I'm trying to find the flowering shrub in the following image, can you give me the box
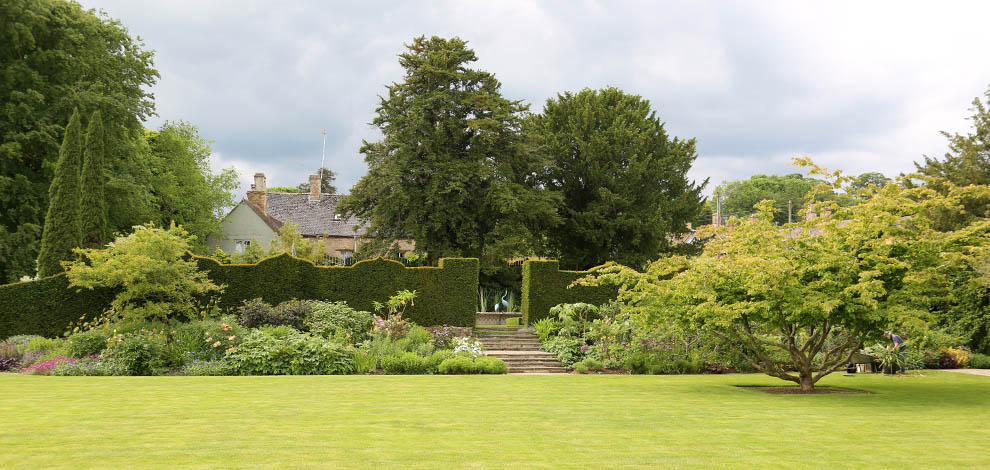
[452,337,483,358]
[1,342,22,371]
[102,329,167,375]
[52,356,126,376]
[21,356,76,375]
[428,325,456,349]
[372,290,416,339]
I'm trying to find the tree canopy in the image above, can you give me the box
[0,0,158,282]
[297,167,337,195]
[339,36,560,270]
[583,159,990,390]
[531,87,705,269]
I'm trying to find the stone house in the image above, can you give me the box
[207,173,413,263]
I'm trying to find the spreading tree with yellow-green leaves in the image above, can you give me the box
[582,159,990,391]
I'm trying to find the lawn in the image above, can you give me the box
[1,372,987,469]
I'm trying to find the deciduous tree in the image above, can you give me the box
[583,159,990,391]
[0,0,157,281]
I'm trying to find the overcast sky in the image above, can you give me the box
[79,0,990,197]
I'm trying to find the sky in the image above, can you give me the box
[78,0,990,198]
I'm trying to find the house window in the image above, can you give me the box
[234,239,251,253]
[339,250,354,265]
[333,213,342,221]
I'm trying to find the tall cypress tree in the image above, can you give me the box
[80,110,108,248]
[37,109,84,277]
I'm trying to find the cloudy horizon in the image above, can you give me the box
[78,0,990,199]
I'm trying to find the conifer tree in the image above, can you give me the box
[81,110,108,248]
[37,109,84,277]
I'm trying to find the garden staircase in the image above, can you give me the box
[475,326,567,374]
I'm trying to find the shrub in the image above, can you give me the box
[938,351,958,369]
[224,329,353,375]
[943,347,970,368]
[305,301,373,343]
[52,357,125,376]
[64,223,221,322]
[165,317,245,367]
[427,349,456,369]
[405,325,433,345]
[904,349,927,370]
[237,298,300,329]
[0,356,19,372]
[437,355,507,374]
[428,325,456,349]
[275,299,313,327]
[543,336,585,367]
[67,328,110,358]
[438,356,473,374]
[24,337,64,356]
[970,353,990,369]
[475,356,507,374]
[180,359,229,376]
[381,352,433,374]
[102,330,167,376]
[4,335,41,346]
[452,337,484,358]
[581,357,604,371]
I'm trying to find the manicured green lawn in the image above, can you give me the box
[1,371,987,469]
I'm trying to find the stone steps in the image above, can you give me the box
[474,327,567,374]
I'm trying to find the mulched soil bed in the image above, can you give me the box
[737,385,871,395]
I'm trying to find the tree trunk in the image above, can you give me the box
[799,370,815,392]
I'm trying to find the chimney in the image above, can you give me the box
[805,207,817,221]
[309,174,321,200]
[712,212,720,227]
[247,172,267,213]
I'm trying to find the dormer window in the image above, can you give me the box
[334,213,342,221]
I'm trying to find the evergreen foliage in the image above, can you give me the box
[37,109,84,277]
[531,87,705,269]
[520,260,618,325]
[80,110,108,248]
[338,36,560,272]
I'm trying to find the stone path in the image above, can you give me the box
[474,326,567,374]
[941,369,990,376]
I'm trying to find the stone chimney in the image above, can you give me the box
[712,212,720,227]
[309,174,321,200]
[247,173,267,213]
[805,207,817,221]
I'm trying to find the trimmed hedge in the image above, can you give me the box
[520,260,617,325]
[0,274,116,339]
[0,255,479,339]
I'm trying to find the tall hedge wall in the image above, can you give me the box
[521,260,618,325]
[0,274,116,339]
[0,255,479,339]
[193,254,478,327]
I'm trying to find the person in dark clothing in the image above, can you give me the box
[885,331,908,373]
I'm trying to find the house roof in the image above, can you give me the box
[263,192,366,237]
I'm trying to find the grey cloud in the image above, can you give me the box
[80,0,990,195]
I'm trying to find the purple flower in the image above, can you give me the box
[580,344,589,352]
